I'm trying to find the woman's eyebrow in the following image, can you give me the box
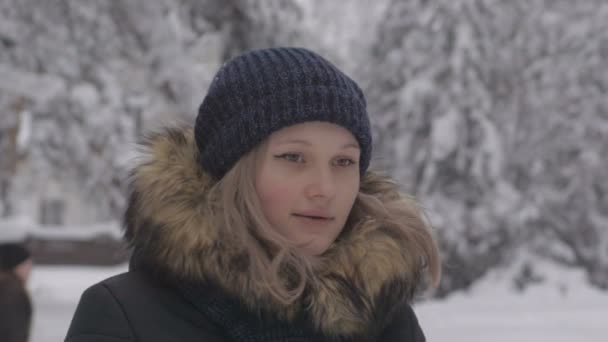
[275,139,360,150]
[276,139,311,146]
[342,143,360,150]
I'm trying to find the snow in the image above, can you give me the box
[431,108,460,161]
[28,265,128,342]
[16,109,32,154]
[0,64,66,104]
[416,259,608,342]
[25,260,608,342]
[0,215,35,241]
[26,222,123,241]
[0,217,123,242]
[70,83,100,110]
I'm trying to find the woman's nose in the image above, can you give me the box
[305,165,336,199]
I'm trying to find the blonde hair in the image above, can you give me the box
[204,143,441,304]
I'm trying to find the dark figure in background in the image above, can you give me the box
[0,271,32,342]
[0,242,33,342]
[0,242,33,284]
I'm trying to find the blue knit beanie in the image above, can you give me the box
[195,47,372,179]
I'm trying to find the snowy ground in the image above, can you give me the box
[27,261,608,342]
[28,264,128,342]
[415,262,608,342]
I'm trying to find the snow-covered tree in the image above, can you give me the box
[0,0,606,295]
[365,0,608,295]
[0,0,227,223]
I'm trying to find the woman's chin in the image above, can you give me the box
[295,239,332,257]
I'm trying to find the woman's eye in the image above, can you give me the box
[275,153,304,163]
[335,158,357,167]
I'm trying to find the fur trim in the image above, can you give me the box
[124,126,422,337]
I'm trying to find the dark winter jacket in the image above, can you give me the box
[65,127,427,341]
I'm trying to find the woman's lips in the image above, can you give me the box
[293,213,334,219]
[292,213,335,223]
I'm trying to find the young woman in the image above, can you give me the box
[66,47,441,341]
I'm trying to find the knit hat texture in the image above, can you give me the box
[195,47,371,179]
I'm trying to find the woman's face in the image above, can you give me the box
[255,121,361,256]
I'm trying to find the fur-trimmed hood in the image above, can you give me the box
[123,126,425,338]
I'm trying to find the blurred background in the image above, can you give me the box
[0,0,607,341]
